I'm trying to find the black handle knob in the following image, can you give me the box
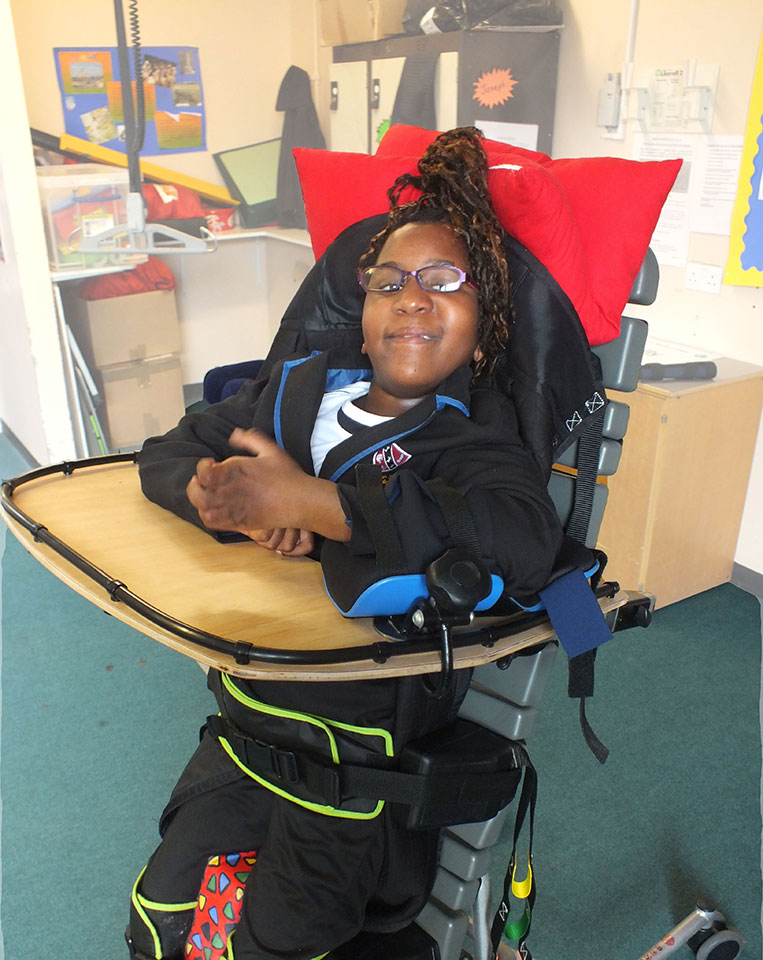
[426,549,492,616]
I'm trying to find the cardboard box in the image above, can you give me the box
[70,289,181,370]
[98,355,185,449]
[319,0,407,46]
[37,163,142,270]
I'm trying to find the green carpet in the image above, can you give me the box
[493,583,762,958]
[1,508,760,959]
[1,532,216,959]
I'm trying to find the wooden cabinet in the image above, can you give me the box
[596,358,763,608]
[329,28,561,154]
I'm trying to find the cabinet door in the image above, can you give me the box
[436,51,459,131]
[370,56,405,153]
[328,60,368,153]
[369,51,459,151]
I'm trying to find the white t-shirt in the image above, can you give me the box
[310,382,390,475]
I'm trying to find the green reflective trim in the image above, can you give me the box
[222,674,395,759]
[322,715,394,758]
[503,901,532,941]
[131,870,161,959]
[218,735,384,819]
[131,866,196,959]
[136,891,197,912]
[221,674,340,763]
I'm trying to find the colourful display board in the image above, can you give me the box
[726,32,763,286]
[54,46,205,156]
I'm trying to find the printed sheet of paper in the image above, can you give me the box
[633,133,743,266]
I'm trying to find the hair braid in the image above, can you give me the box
[359,127,513,377]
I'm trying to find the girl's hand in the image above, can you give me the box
[249,527,315,557]
[186,429,349,543]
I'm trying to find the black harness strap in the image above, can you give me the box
[557,404,610,763]
[568,650,609,764]
[489,758,538,958]
[563,405,605,546]
[427,477,482,556]
[354,462,408,577]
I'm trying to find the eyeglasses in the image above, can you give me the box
[358,264,478,294]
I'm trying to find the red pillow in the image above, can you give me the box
[294,150,421,261]
[294,127,681,344]
[486,162,599,337]
[375,125,682,342]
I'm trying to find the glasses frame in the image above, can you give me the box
[357,264,479,295]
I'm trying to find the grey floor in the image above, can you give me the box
[1,432,761,960]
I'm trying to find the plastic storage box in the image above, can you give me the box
[37,163,138,270]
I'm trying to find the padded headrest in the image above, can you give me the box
[293,125,681,345]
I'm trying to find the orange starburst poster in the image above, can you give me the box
[473,68,518,109]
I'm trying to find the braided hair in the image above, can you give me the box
[359,127,513,378]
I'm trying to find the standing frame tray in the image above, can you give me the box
[1,457,627,681]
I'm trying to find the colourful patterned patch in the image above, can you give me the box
[185,851,257,960]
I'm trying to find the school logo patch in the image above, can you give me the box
[373,443,411,471]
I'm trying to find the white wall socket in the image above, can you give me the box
[685,261,723,294]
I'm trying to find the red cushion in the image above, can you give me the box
[294,150,420,260]
[294,126,681,344]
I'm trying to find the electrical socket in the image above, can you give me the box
[685,261,723,294]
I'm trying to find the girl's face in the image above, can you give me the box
[359,221,481,417]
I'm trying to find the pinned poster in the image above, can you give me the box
[726,31,763,286]
[54,46,205,156]
[456,31,559,156]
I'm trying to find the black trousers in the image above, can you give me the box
[137,754,438,958]
[132,670,471,959]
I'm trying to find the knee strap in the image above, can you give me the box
[127,868,196,959]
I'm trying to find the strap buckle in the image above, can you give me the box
[261,741,299,783]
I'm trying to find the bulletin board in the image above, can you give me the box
[726,32,763,286]
[54,46,206,156]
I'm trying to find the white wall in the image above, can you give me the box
[553,0,763,576]
[0,0,75,464]
[2,0,319,464]
[3,0,762,574]
[10,0,320,186]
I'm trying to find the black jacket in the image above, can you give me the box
[139,346,563,606]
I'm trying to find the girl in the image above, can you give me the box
[129,128,562,960]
